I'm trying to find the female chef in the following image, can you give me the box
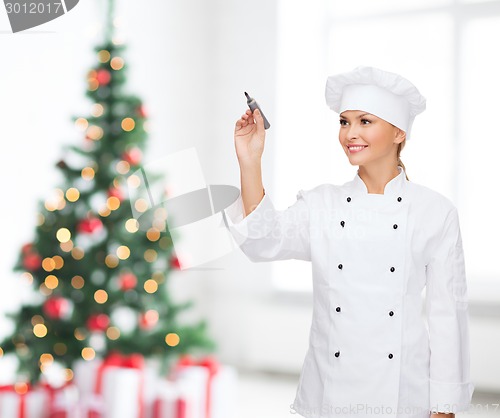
[223,66,474,418]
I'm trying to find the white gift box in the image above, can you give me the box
[169,364,238,418]
[50,384,79,418]
[151,380,195,418]
[73,357,149,418]
[0,387,48,418]
[209,366,237,418]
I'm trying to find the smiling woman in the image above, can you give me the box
[224,65,474,417]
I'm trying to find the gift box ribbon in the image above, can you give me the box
[40,382,74,418]
[0,384,30,418]
[93,352,145,418]
[174,355,220,418]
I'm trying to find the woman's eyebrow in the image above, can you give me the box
[339,113,371,120]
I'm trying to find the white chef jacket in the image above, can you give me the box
[223,167,474,418]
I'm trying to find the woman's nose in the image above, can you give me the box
[346,124,360,140]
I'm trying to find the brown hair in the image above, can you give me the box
[397,140,409,180]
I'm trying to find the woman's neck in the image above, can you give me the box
[358,164,401,194]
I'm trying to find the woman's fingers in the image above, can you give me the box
[253,109,264,136]
[235,109,256,130]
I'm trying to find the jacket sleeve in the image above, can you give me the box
[222,189,311,262]
[425,206,474,414]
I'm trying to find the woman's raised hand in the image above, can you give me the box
[234,108,265,167]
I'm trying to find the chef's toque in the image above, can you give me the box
[325,66,426,139]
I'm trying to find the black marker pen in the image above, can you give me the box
[245,92,271,129]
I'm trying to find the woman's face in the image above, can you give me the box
[338,110,405,169]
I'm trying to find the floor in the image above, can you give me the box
[236,370,500,418]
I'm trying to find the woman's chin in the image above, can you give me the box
[346,156,363,166]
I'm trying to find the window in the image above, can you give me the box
[273,0,500,292]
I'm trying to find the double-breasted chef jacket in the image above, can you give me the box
[223,167,474,418]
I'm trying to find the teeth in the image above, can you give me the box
[349,146,366,151]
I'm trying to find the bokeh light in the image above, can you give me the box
[71,247,85,260]
[94,289,108,304]
[81,347,95,361]
[71,275,85,289]
[44,275,59,290]
[144,249,157,263]
[165,333,180,347]
[106,327,121,340]
[110,56,124,70]
[52,255,64,269]
[75,118,89,131]
[125,219,139,233]
[66,188,80,202]
[97,50,111,63]
[81,167,95,181]
[116,160,130,175]
[146,228,160,242]
[87,125,104,141]
[42,257,56,272]
[54,343,67,356]
[144,279,158,294]
[121,117,135,132]
[105,254,119,268]
[56,228,71,243]
[107,196,120,210]
[134,199,149,213]
[33,324,48,338]
[116,245,130,260]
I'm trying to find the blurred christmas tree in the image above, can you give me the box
[0,0,214,384]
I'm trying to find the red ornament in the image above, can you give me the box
[139,310,159,330]
[137,105,147,118]
[86,314,110,332]
[170,255,181,270]
[118,272,137,291]
[108,187,124,201]
[22,252,42,271]
[77,218,103,234]
[22,243,34,254]
[43,297,71,320]
[96,69,111,86]
[122,147,142,166]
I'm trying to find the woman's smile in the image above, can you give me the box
[347,144,368,153]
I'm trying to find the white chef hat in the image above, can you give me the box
[325,66,426,139]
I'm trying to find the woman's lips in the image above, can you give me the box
[347,145,368,153]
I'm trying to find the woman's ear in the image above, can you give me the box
[394,128,406,144]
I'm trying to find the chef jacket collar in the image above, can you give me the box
[352,166,407,196]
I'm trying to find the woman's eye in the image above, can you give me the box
[361,119,371,125]
[339,119,348,126]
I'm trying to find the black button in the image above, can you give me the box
[336,307,341,312]
[397,197,402,202]
[334,351,340,357]
[388,353,393,359]
[389,311,394,316]
[338,264,343,270]
[390,267,395,272]
[347,197,351,202]
[340,221,345,228]
[393,224,398,229]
